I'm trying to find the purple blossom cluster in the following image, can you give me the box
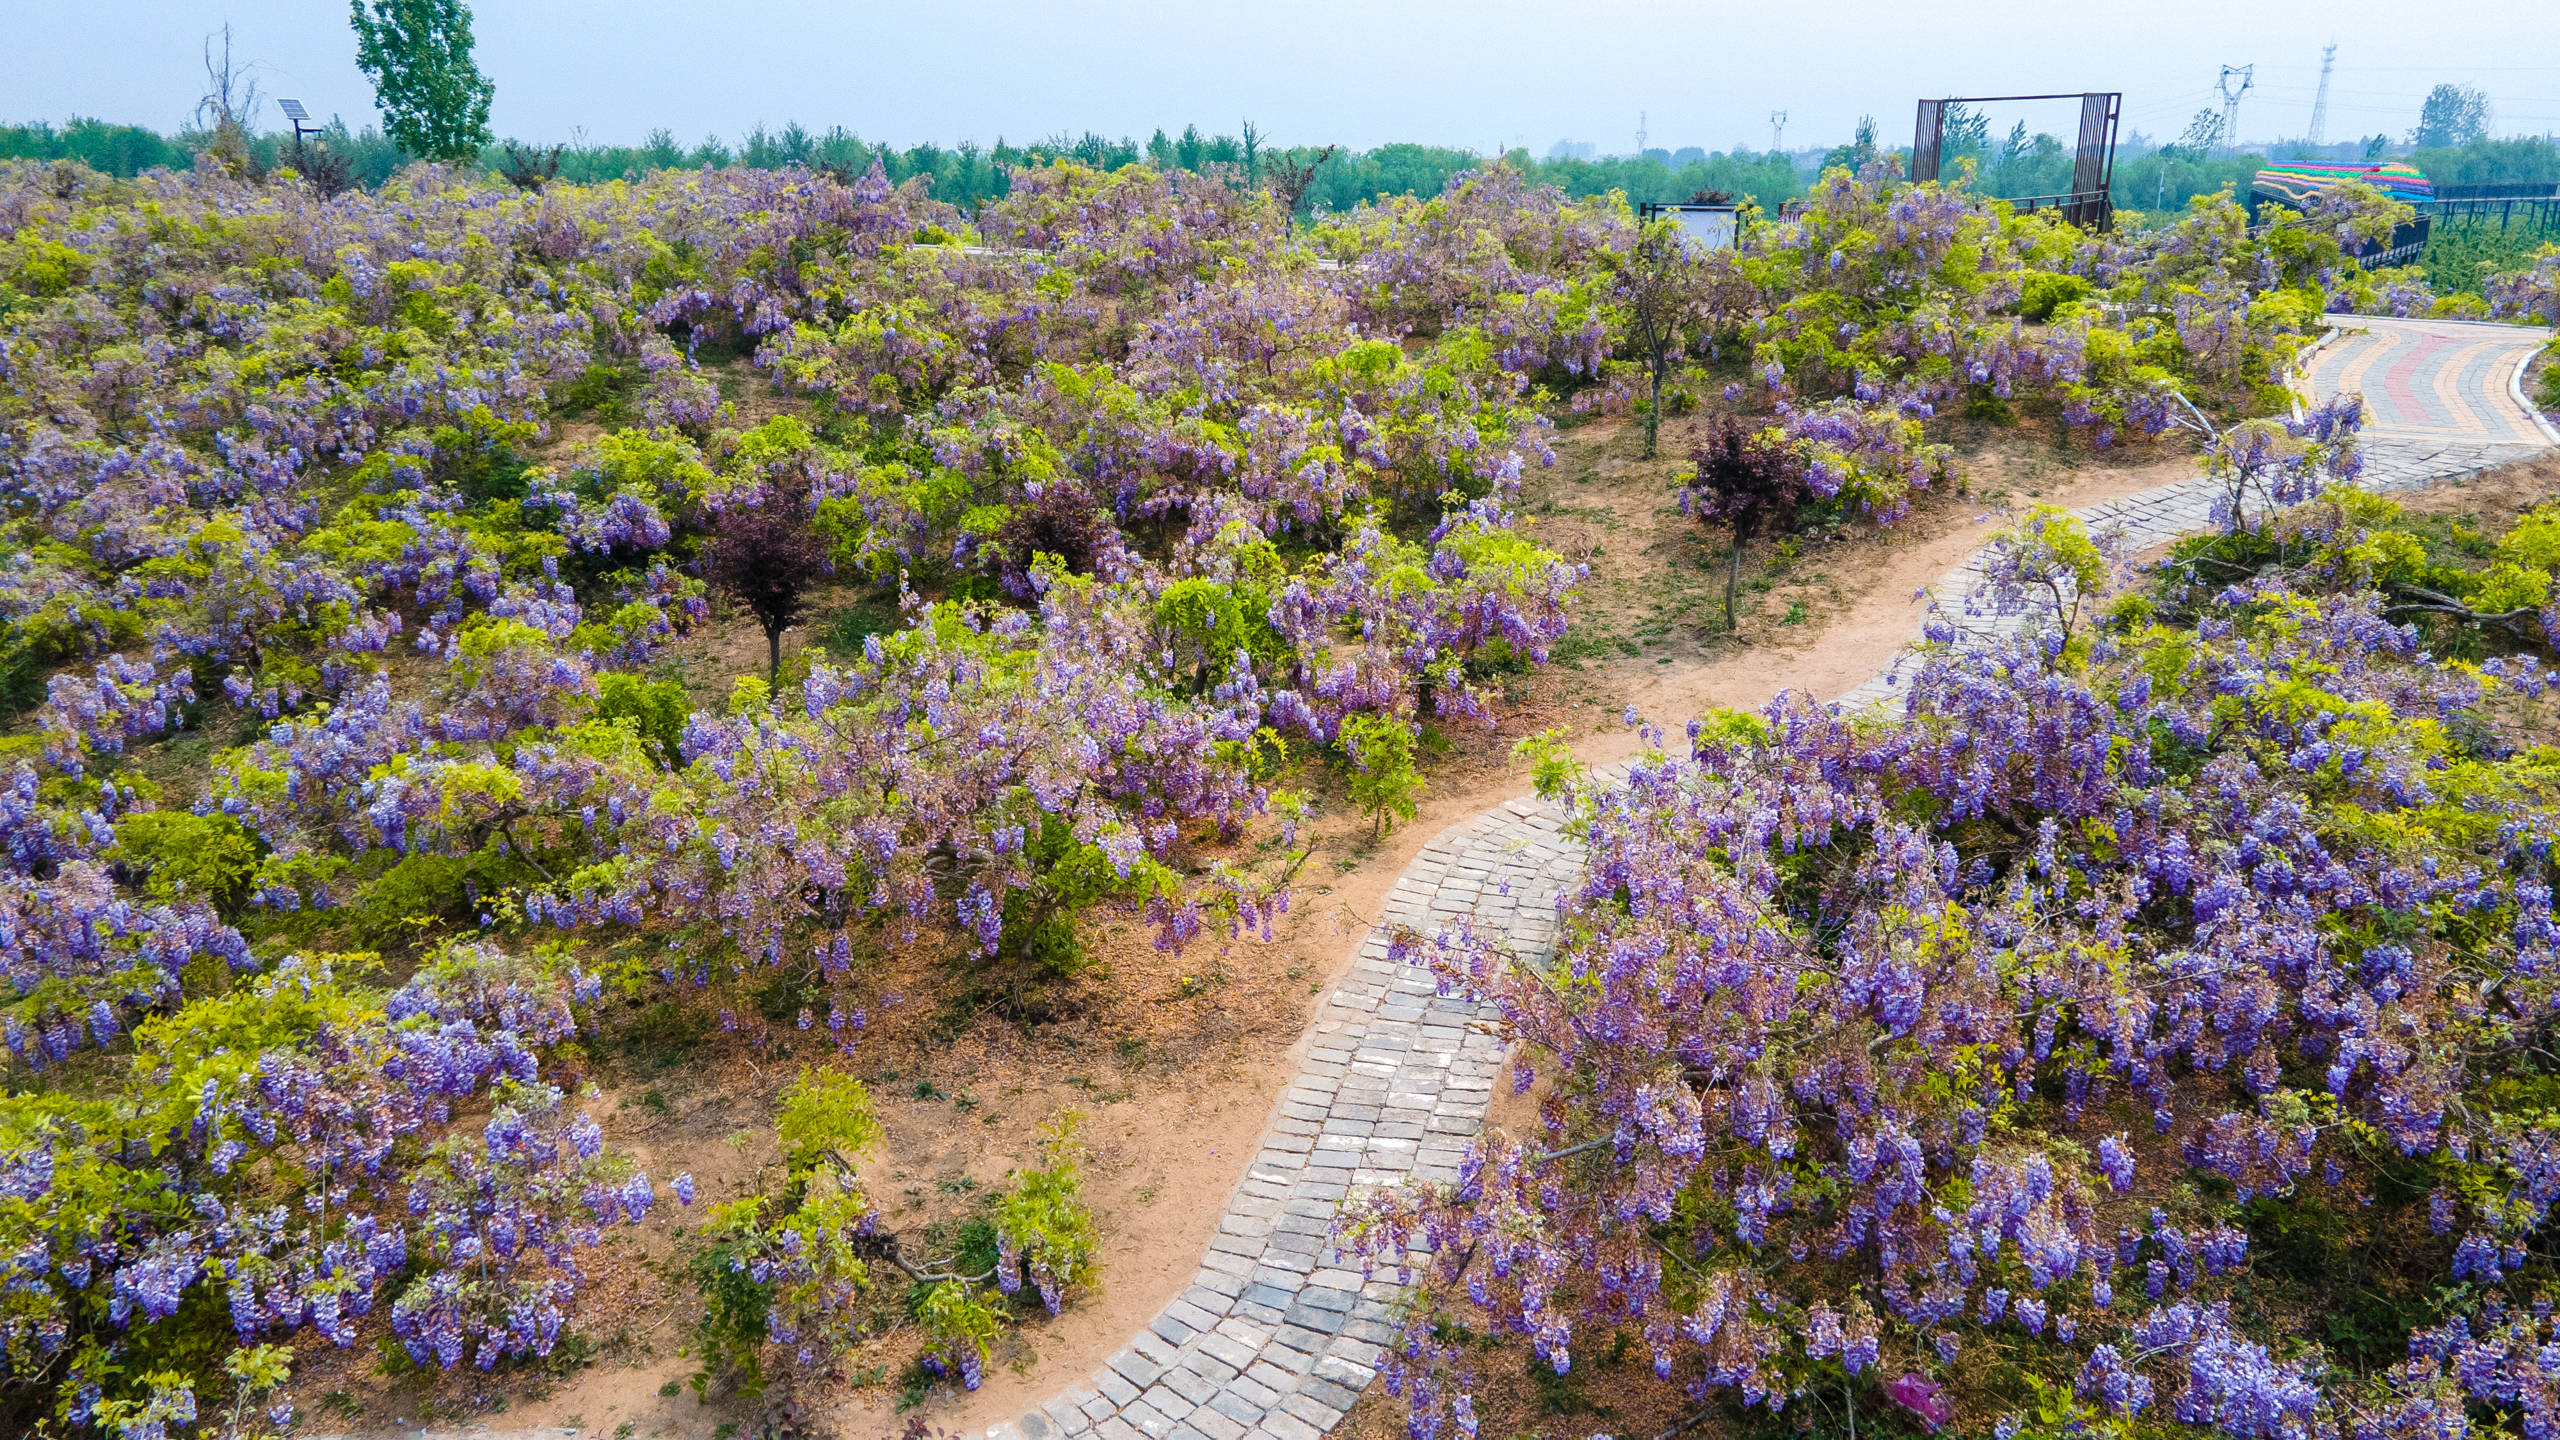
[1,949,652,1422]
[2486,250,2560,325]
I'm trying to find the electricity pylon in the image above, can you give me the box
[2217,65,2254,155]
[2307,44,2336,147]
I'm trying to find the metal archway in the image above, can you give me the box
[1912,92,2120,231]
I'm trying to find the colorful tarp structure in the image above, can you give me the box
[2252,161,2434,209]
[2251,162,2434,265]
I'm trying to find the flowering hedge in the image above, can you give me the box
[1348,486,2560,1440]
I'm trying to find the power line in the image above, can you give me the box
[2247,63,2560,74]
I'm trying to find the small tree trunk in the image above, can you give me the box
[1644,347,1667,459]
[1726,536,1744,630]
[765,621,784,681]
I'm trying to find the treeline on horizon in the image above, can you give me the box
[6,110,2555,231]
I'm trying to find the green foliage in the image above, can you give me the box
[2015,271,2091,323]
[684,1199,786,1398]
[1988,504,2111,646]
[684,1071,887,1395]
[2422,218,2554,298]
[726,674,772,716]
[2243,1185,2445,1368]
[429,409,535,504]
[350,850,514,946]
[990,1115,1097,1303]
[1689,707,1775,754]
[108,811,264,919]
[2410,84,2492,150]
[1154,576,1288,692]
[0,621,53,718]
[613,999,709,1075]
[594,673,688,769]
[1512,727,1589,804]
[813,600,903,660]
[1340,713,1423,837]
[776,1067,884,1173]
[0,120,191,177]
[216,1344,296,1440]
[350,0,497,164]
[594,427,715,503]
[914,1280,1002,1372]
[2408,135,2560,190]
[997,816,1171,978]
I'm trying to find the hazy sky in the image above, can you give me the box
[6,0,2557,155]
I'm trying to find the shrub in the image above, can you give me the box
[109,810,264,918]
[1340,713,1423,837]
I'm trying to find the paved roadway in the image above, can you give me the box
[2305,315,2559,483]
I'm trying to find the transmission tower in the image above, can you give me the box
[2307,44,2336,147]
[1637,110,1648,155]
[2216,65,2254,154]
[1769,109,1787,153]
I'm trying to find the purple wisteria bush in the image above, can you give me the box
[0,149,1586,1429]
[1345,490,2560,1440]
[2,138,2545,1434]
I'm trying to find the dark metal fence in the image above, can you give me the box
[2414,195,2560,236]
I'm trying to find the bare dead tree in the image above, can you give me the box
[196,25,264,176]
[501,144,565,192]
[1266,146,1336,226]
[196,25,263,132]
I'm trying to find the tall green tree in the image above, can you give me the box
[2410,83,2491,150]
[349,0,494,163]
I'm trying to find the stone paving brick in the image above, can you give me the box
[1187,1409,1248,1440]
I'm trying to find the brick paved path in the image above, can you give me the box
[1831,318,2559,710]
[2309,315,2558,464]
[993,806,1586,1440]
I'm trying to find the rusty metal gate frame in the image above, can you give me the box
[1912,92,2121,232]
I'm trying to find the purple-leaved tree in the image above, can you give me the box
[703,483,830,680]
[1684,416,1807,629]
